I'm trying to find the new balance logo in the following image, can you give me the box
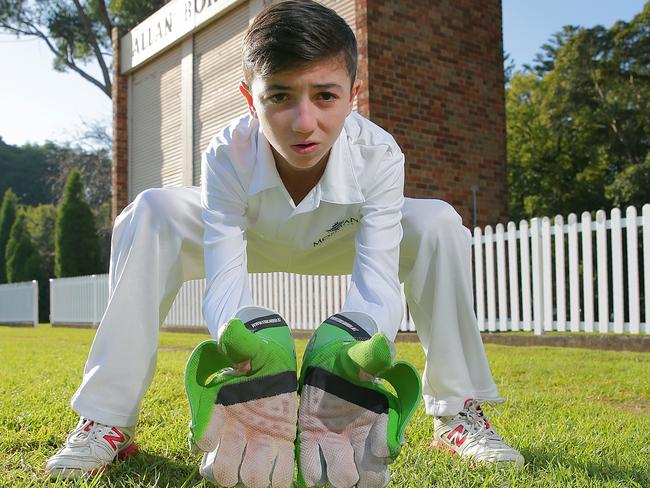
[103,427,125,450]
[447,425,468,447]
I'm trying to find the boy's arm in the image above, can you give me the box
[201,142,254,338]
[341,146,405,341]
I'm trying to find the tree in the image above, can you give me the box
[55,169,101,277]
[5,212,49,321]
[0,137,54,205]
[0,136,111,208]
[0,1,168,98]
[606,153,650,210]
[0,189,19,283]
[24,203,57,278]
[507,2,650,220]
[5,213,45,283]
[45,141,111,208]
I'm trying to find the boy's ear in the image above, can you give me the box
[349,79,362,110]
[239,81,258,119]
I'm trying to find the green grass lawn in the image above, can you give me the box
[0,325,648,488]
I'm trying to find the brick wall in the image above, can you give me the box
[356,0,508,227]
[112,28,128,223]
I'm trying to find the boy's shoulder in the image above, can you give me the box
[203,114,260,184]
[343,112,401,155]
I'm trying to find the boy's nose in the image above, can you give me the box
[292,100,317,134]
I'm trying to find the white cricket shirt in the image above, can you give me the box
[201,111,405,338]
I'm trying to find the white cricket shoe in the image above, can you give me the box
[432,399,524,468]
[46,417,137,479]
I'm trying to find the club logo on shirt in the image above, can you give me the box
[313,217,360,247]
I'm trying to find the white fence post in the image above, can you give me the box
[496,223,508,332]
[530,218,544,335]
[626,206,640,334]
[567,214,580,332]
[485,225,497,332]
[581,212,594,332]
[541,217,553,331]
[32,280,39,327]
[596,210,609,334]
[507,222,519,332]
[520,220,532,332]
[554,215,566,332]
[610,208,624,334]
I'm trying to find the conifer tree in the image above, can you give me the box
[55,169,101,277]
[0,189,18,283]
[6,213,49,321]
[5,213,44,283]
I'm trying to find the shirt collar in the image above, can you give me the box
[247,127,284,195]
[319,125,364,204]
[247,123,364,205]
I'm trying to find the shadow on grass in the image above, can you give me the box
[521,446,650,486]
[102,450,201,487]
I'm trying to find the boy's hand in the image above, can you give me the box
[185,313,297,488]
[297,316,421,488]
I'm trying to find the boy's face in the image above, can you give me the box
[240,57,361,174]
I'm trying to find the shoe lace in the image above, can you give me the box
[461,400,505,449]
[67,418,108,445]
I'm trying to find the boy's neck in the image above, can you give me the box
[272,148,330,206]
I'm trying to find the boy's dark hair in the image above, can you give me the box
[242,0,357,85]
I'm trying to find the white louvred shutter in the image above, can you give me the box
[192,3,250,185]
[129,46,183,201]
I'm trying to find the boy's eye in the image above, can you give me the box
[268,93,289,104]
[317,92,338,102]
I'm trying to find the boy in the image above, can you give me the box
[46,0,523,485]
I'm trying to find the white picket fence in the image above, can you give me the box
[0,280,39,326]
[43,204,649,335]
[50,275,110,326]
[474,205,649,335]
[49,273,413,331]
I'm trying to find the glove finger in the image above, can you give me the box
[298,432,324,487]
[195,405,226,452]
[199,450,218,484]
[368,412,390,459]
[240,435,276,488]
[271,439,295,488]
[211,424,247,488]
[357,462,390,488]
[349,415,390,488]
[220,318,263,363]
[321,435,358,488]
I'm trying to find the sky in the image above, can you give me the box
[0,0,647,147]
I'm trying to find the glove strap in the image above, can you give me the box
[379,360,422,458]
[184,340,232,445]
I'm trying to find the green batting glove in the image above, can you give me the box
[184,308,298,488]
[297,313,421,488]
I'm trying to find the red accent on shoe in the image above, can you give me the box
[103,427,126,450]
[117,442,138,460]
[463,398,476,409]
[447,424,468,447]
[83,421,94,432]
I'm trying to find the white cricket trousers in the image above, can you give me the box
[70,187,500,427]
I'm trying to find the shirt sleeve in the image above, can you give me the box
[201,142,254,338]
[341,146,405,341]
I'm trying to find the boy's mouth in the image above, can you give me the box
[290,142,319,154]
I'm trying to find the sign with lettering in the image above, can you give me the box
[121,0,245,73]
